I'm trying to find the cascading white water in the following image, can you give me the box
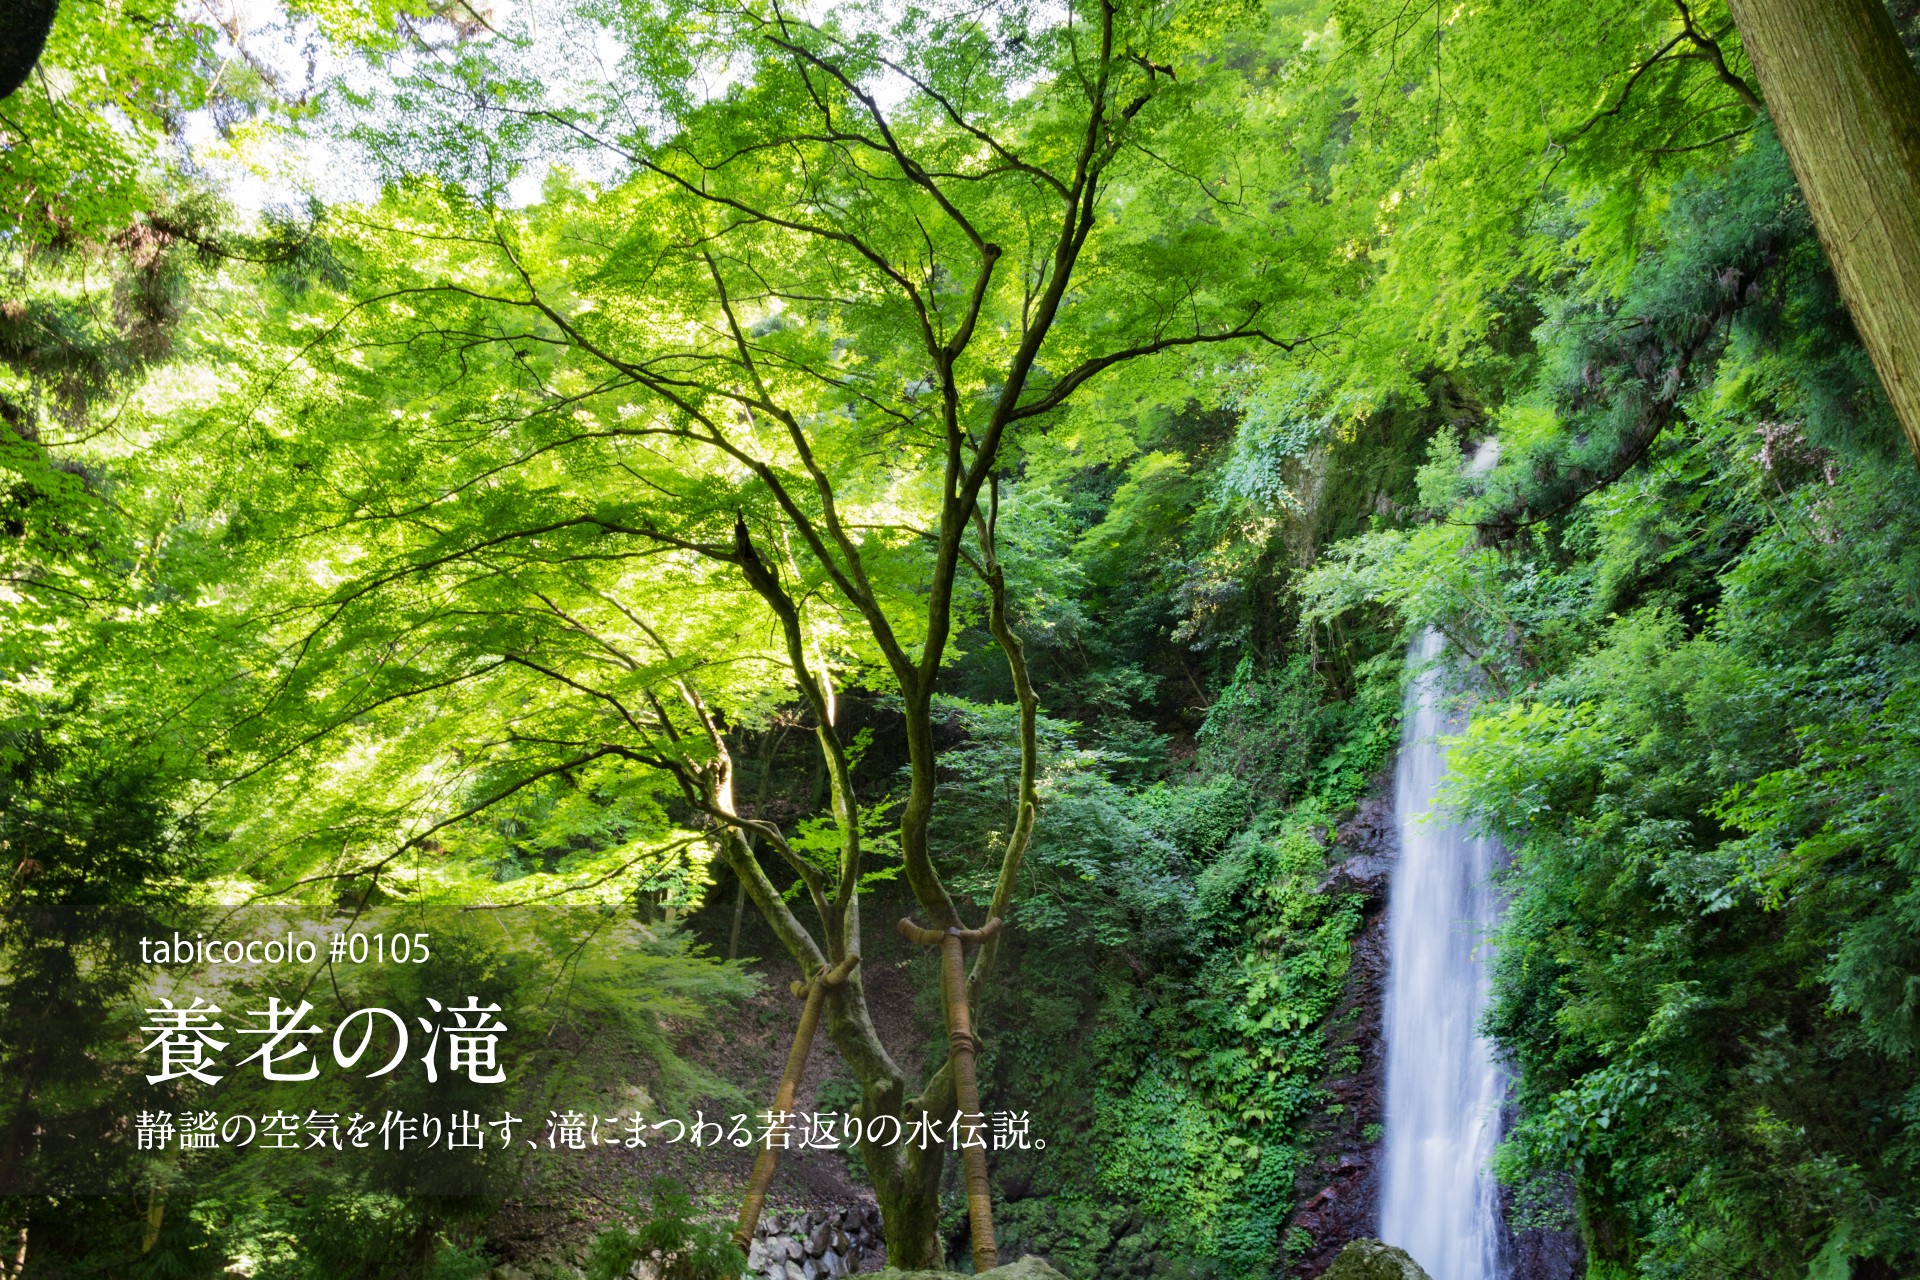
[1376,627,1509,1280]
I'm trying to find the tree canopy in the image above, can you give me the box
[5,0,1920,1276]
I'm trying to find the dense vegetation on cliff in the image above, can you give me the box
[3,1,1918,1277]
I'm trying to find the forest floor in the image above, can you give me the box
[481,889,936,1273]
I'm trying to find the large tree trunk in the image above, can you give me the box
[0,0,58,100]
[871,1178,945,1269]
[1724,0,1920,467]
[824,992,950,1268]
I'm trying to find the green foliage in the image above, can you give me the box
[1196,654,1401,809]
[973,644,1402,1279]
[1089,806,1366,1274]
[994,1196,1189,1280]
[15,0,1920,1274]
[243,1193,491,1280]
[583,1179,744,1280]
[2,0,218,246]
[1442,413,1920,1271]
[1300,19,1920,1269]
[928,697,1194,951]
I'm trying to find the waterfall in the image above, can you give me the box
[1376,627,1509,1280]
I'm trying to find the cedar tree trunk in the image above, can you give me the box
[1725,0,1920,466]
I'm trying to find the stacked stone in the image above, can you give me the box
[745,1206,884,1280]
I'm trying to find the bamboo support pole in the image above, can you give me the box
[898,915,1003,1274]
[732,953,860,1250]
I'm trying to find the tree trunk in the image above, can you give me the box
[1724,0,1920,467]
[140,1191,165,1253]
[819,986,948,1268]
[871,1177,945,1269]
[0,0,58,100]
[733,957,858,1248]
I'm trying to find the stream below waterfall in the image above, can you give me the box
[1375,628,1510,1280]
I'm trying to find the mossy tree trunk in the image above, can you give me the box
[1725,0,1920,467]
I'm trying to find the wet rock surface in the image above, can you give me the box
[1499,1166,1586,1280]
[865,1255,1068,1280]
[1321,1238,1431,1280]
[1289,774,1588,1280]
[1287,784,1395,1277]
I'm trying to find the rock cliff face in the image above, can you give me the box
[1500,1170,1586,1280]
[1283,784,1587,1280]
[1287,786,1395,1277]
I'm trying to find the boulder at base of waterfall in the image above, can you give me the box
[864,1255,1070,1280]
[1322,1239,1432,1280]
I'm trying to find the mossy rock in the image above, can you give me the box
[867,1256,1071,1280]
[1322,1239,1431,1280]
